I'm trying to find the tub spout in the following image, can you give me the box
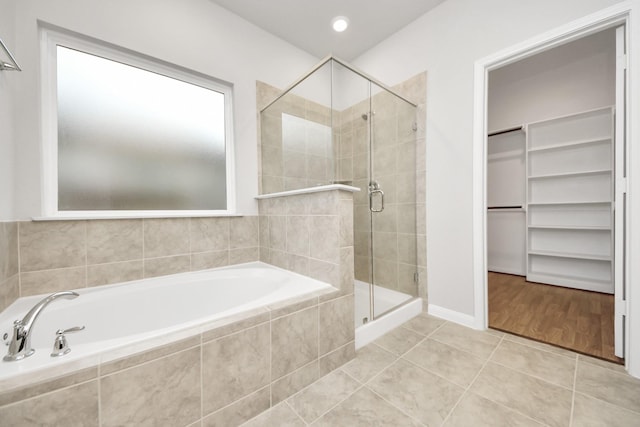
[3,291,79,362]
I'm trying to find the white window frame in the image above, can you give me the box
[39,24,236,219]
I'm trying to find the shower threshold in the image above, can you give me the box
[354,280,423,349]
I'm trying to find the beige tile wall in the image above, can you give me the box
[258,71,427,304]
[258,188,356,373]
[393,72,428,303]
[0,190,356,426]
[0,221,19,311]
[258,81,336,194]
[0,288,355,426]
[8,216,259,299]
[346,73,427,301]
[258,190,355,297]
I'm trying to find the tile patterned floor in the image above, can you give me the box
[241,313,640,427]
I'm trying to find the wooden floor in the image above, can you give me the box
[488,272,624,364]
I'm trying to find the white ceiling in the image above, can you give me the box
[209,0,446,60]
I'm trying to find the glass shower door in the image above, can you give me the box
[369,84,418,319]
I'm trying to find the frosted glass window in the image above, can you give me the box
[56,46,228,211]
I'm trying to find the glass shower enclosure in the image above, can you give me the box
[260,57,419,330]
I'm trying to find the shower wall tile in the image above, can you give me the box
[258,84,336,193]
[373,232,399,261]
[261,145,284,177]
[398,264,420,297]
[398,233,418,265]
[262,176,284,194]
[86,219,142,264]
[19,220,86,272]
[256,81,282,111]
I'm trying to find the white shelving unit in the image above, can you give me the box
[526,107,614,293]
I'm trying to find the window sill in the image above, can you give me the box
[32,210,242,221]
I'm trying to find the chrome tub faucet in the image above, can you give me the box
[3,291,79,362]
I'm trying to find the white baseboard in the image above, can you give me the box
[428,304,482,330]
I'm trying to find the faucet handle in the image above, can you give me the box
[57,326,85,335]
[51,326,85,357]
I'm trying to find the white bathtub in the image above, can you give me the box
[0,262,334,389]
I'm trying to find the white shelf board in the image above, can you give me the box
[528,201,611,207]
[528,169,611,180]
[527,225,611,231]
[526,273,613,294]
[527,137,612,153]
[528,250,612,262]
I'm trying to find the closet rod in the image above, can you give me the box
[488,126,523,137]
[0,36,21,71]
[488,206,523,209]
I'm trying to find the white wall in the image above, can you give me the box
[0,0,17,220]
[7,0,319,219]
[352,0,625,317]
[489,28,616,131]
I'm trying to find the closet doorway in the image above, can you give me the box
[486,26,626,363]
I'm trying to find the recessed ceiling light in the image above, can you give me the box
[331,16,349,32]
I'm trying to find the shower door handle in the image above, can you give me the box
[369,189,384,212]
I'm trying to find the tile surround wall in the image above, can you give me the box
[258,72,428,304]
[342,74,428,302]
[259,88,336,194]
[0,290,355,426]
[258,190,355,298]
[1,216,260,306]
[0,189,356,426]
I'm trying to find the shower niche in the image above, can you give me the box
[260,57,423,340]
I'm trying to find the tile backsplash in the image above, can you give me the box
[0,216,260,309]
